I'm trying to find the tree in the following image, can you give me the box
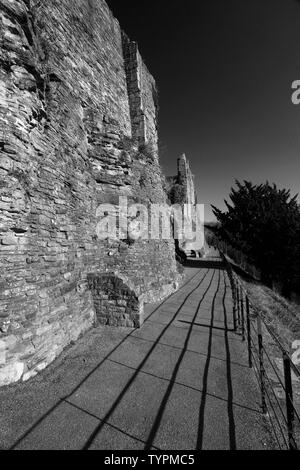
[212,181,300,294]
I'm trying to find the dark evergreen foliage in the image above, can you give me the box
[212,181,300,295]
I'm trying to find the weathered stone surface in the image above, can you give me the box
[88,272,144,328]
[167,154,204,255]
[167,154,197,207]
[0,362,24,386]
[0,0,180,386]
[122,33,159,153]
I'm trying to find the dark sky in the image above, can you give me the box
[106,0,300,221]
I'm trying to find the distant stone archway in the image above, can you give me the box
[87,273,143,328]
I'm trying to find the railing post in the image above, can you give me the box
[257,315,267,414]
[246,296,252,368]
[236,282,241,327]
[232,278,237,332]
[240,286,245,341]
[283,352,296,450]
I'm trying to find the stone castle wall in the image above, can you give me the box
[0,0,179,386]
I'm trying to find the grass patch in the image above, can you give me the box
[242,277,300,349]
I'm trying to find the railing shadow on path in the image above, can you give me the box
[81,269,210,450]
[178,320,235,333]
[222,271,237,450]
[10,269,204,450]
[197,270,223,449]
[143,270,216,450]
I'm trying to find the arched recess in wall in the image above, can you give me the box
[87,273,143,328]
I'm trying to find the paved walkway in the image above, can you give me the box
[0,264,274,450]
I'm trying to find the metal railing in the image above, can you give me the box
[209,239,261,280]
[225,260,300,450]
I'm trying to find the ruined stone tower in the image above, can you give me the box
[0,0,180,386]
[167,154,197,207]
[167,154,204,255]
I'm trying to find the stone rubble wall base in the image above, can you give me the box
[0,277,180,387]
[0,307,94,386]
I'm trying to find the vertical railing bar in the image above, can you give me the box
[240,286,245,341]
[231,272,237,331]
[232,278,237,332]
[246,296,252,368]
[236,281,241,327]
[283,352,297,450]
[257,315,267,414]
